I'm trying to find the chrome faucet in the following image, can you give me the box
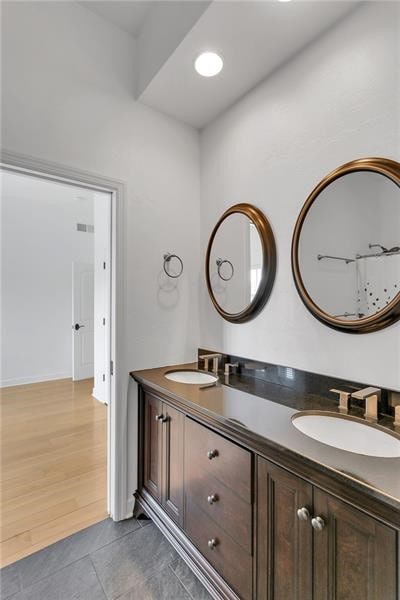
[351,387,381,422]
[199,353,222,374]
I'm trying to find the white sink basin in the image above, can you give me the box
[164,370,218,385]
[292,412,400,458]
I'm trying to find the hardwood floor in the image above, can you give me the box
[0,378,107,567]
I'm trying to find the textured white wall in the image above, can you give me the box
[1,1,201,370]
[1,1,200,509]
[200,2,400,390]
[1,171,94,386]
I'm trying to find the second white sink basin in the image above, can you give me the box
[292,412,400,458]
[165,370,218,385]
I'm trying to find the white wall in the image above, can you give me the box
[1,1,200,510]
[1,171,94,386]
[199,2,400,391]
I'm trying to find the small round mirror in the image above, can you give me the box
[206,204,276,323]
[292,158,400,333]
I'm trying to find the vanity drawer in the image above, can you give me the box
[185,470,252,554]
[186,499,252,600]
[186,417,252,503]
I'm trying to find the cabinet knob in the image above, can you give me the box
[207,449,218,460]
[296,507,310,521]
[311,516,325,531]
[155,414,164,422]
[207,538,218,550]
[207,493,218,505]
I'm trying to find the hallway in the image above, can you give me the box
[0,378,107,567]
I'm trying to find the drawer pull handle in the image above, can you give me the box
[207,449,218,460]
[155,414,164,422]
[311,516,325,531]
[297,507,310,521]
[207,493,218,505]
[207,538,218,550]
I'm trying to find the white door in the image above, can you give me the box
[72,262,94,380]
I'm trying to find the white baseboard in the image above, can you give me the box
[92,386,106,404]
[0,372,72,388]
[125,497,135,520]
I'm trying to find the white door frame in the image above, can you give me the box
[1,149,128,521]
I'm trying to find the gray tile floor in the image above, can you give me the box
[0,518,212,600]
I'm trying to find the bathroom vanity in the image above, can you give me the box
[131,360,400,600]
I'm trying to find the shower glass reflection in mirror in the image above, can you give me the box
[298,171,400,320]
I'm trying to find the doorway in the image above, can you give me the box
[0,169,112,566]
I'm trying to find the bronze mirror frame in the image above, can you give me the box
[291,157,400,334]
[206,203,277,323]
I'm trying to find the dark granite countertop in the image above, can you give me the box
[131,363,400,519]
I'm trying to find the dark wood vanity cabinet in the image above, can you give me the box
[257,457,398,600]
[143,392,163,501]
[185,417,253,600]
[257,458,313,600]
[142,391,184,526]
[312,488,397,600]
[138,387,398,600]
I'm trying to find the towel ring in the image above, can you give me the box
[163,253,183,278]
[216,258,234,281]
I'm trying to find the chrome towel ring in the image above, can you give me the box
[216,258,234,281]
[163,253,183,278]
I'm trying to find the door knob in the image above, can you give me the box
[207,493,218,505]
[311,516,325,531]
[297,507,310,521]
[155,414,164,422]
[207,449,218,460]
[74,323,85,331]
[207,538,218,550]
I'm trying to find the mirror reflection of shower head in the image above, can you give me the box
[369,243,400,254]
[369,243,388,253]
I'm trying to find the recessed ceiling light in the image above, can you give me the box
[194,52,223,77]
[278,0,292,2]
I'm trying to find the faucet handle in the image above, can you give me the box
[199,353,222,374]
[224,362,239,376]
[330,389,351,414]
[394,405,400,428]
[200,357,209,371]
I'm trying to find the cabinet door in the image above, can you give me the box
[143,392,163,501]
[162,404,184,526]
[257,458,313,600]
[313,488,398,600]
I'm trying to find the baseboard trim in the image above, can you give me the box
[0,373,72,388]
[92,386,106,404]
[124,497,135,520]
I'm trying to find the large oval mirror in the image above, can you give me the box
[292,158,400,333]
[206,203,276,323]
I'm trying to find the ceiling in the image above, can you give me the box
[79,0,359,129]
[139,1,358,128]
[80,1,154,38]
